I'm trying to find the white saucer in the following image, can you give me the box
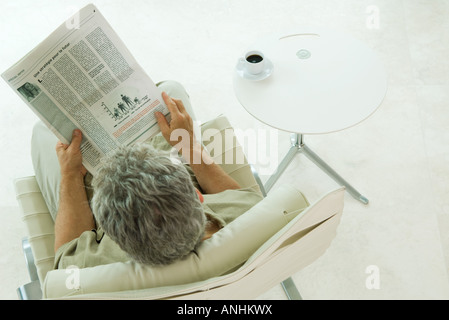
[235,58,274,81]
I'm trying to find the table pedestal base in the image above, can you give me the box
[264,133,369,205]
[280,277,303,300]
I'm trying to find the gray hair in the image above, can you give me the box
[91,142,206,266]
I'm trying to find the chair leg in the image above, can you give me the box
[22,237,39,282]
[281,277,303,300]
[17,280,42,300]
[17,237,42,300]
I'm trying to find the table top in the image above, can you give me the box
[233,29,388,134]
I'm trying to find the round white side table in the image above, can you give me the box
[233,29,387,204]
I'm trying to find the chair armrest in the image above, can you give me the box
[200,115,262,195]
[15,176,55,284]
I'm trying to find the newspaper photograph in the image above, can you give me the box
[1,4,169,174]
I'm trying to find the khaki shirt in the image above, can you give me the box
[54,135,263,269]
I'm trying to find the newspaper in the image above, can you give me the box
[1,4,169,175]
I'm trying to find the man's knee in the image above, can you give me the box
[31,122,46,159]
[156,80,189,99]
[156,80,197,122]
[31,121,58,156]
[31,121,45,140]
[32,121,57,142]
[30,121,62,220]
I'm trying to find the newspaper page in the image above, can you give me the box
[1,4,169,175]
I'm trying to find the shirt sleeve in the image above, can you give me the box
[202,187,264,228]
[53,228,129,270]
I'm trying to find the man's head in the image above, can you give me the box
[91,143,205,266]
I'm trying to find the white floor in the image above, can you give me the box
[1,0,448,299]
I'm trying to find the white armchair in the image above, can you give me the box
[15,115,344,299]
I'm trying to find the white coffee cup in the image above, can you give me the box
[242,50,265,75]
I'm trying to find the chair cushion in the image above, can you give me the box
[15,176,55,285]
[43,185,309,298]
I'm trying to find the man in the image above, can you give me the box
[32,81,263,269]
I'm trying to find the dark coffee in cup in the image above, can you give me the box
[246,54,263,64]
[242,50,265,75]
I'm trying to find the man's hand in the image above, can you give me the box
[55,129,87,177]
[155,92,241,194]
[155,92,196,151]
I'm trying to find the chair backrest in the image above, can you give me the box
[41,184,310,298]
[174,187,345,300]
[15,174,344,299]
[46,187,345,299]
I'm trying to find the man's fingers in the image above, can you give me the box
[68,129,83,151]
[55,129,82,153]
[81,165,88,176]
[162,92,186,114]
[162,92,178,115]
[155,111,170,134]
[172,98,186,113]
[55,141,67,153]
